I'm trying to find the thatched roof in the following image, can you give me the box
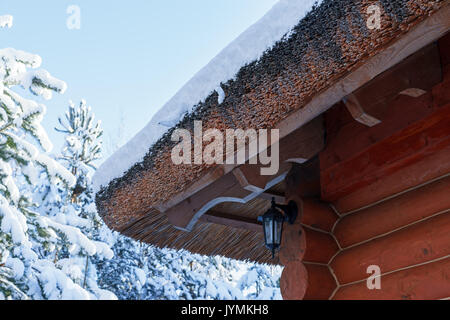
[95,0,448,264]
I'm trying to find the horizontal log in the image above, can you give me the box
[322,102,450,205]
[321,43,442,171]
[332,257,450,300]
[331,213,450,284]
[334,142,450,213]
[334,175,450,248]
[279,223,306,266]
[281,261,308,300]
[302,198,339,233]
[303,228,339,264]
[303,263,337,300]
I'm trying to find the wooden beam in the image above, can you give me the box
[322,103,450,203]
[280,213,338,300]
[233,116,324,192]
[232,167,269,192]
[343,93,381,127]
[345,42,442,121]
[165,172,252,230]
[165,171,287,231]
[199,211,261,233]
[285,157,321,199]
[256,192,285,204]
[399,88,427,98]
[321,43,444,172]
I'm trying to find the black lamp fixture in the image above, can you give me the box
[258,198,298,259]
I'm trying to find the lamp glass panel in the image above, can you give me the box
[274,219,283,245]
[264,219,274,244]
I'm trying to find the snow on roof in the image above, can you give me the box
[93,0,321,193]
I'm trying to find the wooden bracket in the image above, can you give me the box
[399,88,427,98]
[343,94,382,127]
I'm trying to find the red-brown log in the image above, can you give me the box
[279,223,306,266]
[280,261,308,300]
[303,228,339,264]
[302,198,339,233]
[331,213,450,284]
[334,174,450,248]
[321,43,442,171]
[303,263,337,300]
[333,142,450,213]
[322,103,450,206]
[332,257,450,300]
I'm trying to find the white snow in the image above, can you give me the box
[0,196,28,245]
[134,268,147,285]
[93,0,321,192]
[36,153,76,187]
[44,217,97,256]
[35,261,92,300]
[216,85,225,104]
[5,257,25,279]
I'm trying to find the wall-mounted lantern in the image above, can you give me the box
[258,198,298,258]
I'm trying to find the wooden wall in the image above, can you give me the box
[280,34,450,300]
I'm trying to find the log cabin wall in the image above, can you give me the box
[280,34,450,300]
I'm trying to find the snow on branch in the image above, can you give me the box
[36,153,76,188]
[0,48,67,100]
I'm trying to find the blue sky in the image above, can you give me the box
[1,0,278,158]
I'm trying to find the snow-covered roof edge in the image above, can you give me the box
[93,0,321,193]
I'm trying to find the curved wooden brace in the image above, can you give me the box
[166,172,287,232]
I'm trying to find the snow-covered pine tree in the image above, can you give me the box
[237,264,282,299]
[0,14,87,299]
[37,99,116,299]
[95,236,150,300]
[56,100,102,201]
